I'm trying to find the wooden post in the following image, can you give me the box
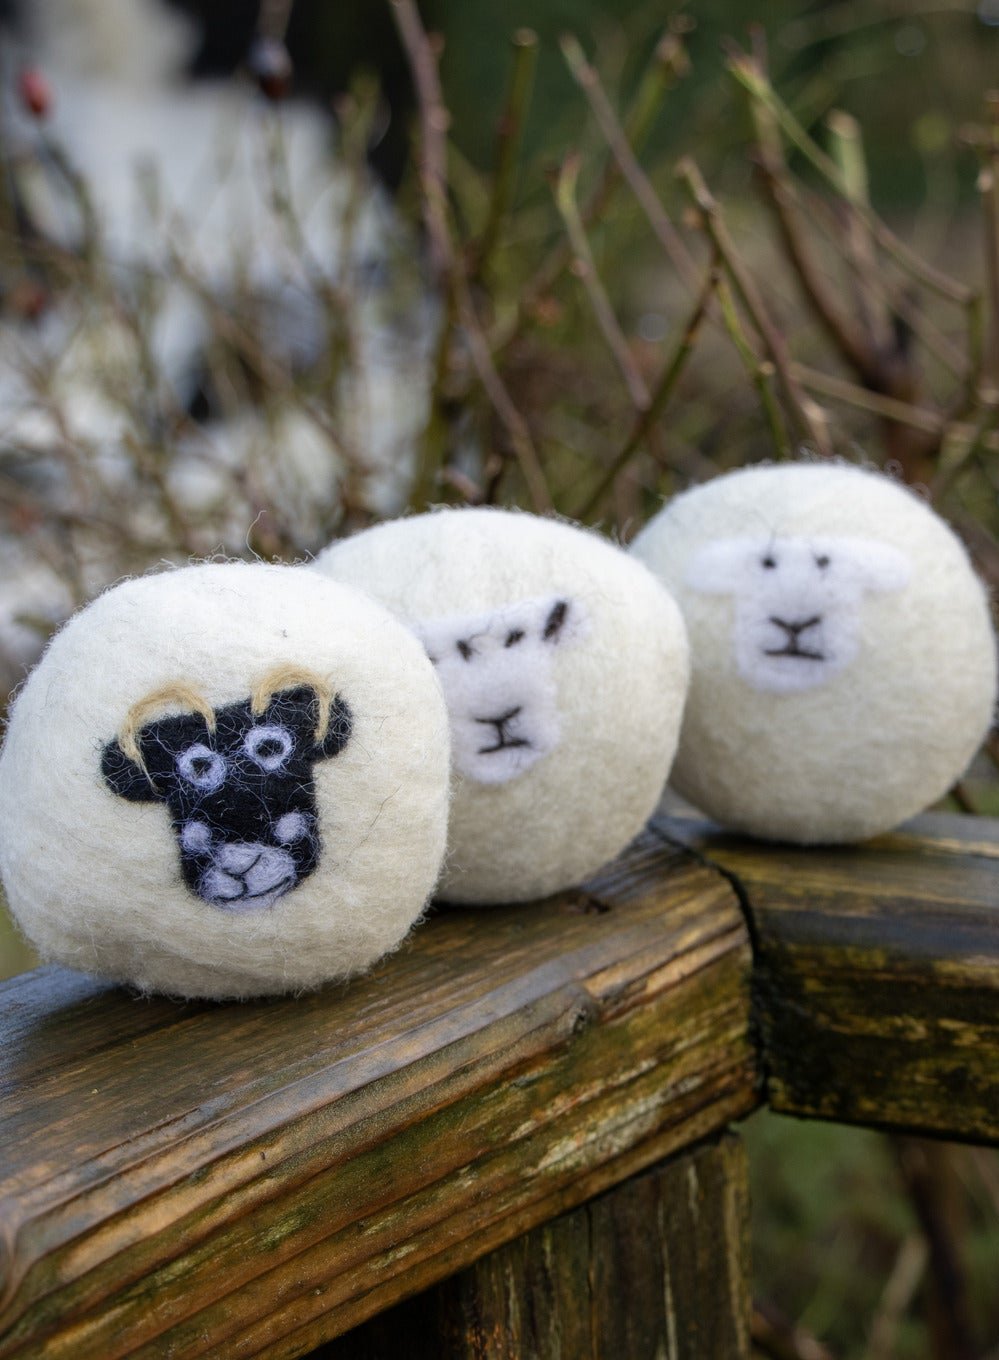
[322,1131,750,1360]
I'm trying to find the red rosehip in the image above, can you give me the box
[18,67,52,120]
[248,37,293,102]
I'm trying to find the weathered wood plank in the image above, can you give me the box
[0,829,755,1360]
[661,809,999,1142]
[321,1131,750,1360]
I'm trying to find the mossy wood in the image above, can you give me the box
[0,830,754,1360]
[666,809,999,1140]
[318,1132,750,1360]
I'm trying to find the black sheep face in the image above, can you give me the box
[102,686,352,912]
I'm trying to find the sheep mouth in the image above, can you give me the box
[475,707,532,756]
[197,845,299,911]
[763,644,826,661]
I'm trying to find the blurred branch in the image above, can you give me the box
[492,29,690,355]
[554,153,650,410]
[893,1137,977,1360]
[752,1299,839,1360]
[560,33,699,292]
[676,156,833,456]
[391,0,551,511]
[471,28,538,282]
[576,255,720,519]
[728,50,976,307]
[718,278,790,457]
[389,0,452,283]
[864,1233,929,1360]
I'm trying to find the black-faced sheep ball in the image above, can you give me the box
[630,461,998,843]
[314,508,690,904]
[0,562,451,998]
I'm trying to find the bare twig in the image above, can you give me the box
[389,0,452,282]
[389,0,552,511]
[554,153,649,410]
[728,52,975,307]
[752,1299,839,1360]
[677,156,833,455]
[893,1137,977,1360]
[826,109,892,355]
[560,34,699,292]
[472,28,538,282]
[717,278,790,456]
[576,256,720,518]
[493,29,689,353]
[864,1234,929,1360]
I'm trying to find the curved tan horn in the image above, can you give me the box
[250,665,335,743]
[118,682,217,768]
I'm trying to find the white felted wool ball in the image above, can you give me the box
[0,562,450,998]
[314,508,690,904]
[630,461,998,843]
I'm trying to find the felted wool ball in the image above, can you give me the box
[0,562,451,998]
[630,461,998,843]
[314,508,690,904]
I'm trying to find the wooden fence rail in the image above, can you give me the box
[0,808,996,1358]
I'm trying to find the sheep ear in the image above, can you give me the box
[843,540,911,594]
[314,694,353,761]
[101,739,163,803]
[685,539,753,594]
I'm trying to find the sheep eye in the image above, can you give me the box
[457,639,474,661]
[815,554,830,570]
[505,629,525,648]
[761,555,777,570]
[177,743,226,793]
[244,724,294,772]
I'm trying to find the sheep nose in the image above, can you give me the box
[770,614,821,637]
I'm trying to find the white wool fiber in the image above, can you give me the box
[631,461,998,843]
[314,508,690,904]
[0,562,451,998]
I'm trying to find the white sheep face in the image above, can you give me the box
[416,595,586,785]
[686,534,911,693]
[0,564,452,999]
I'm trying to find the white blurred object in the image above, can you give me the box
[0,0,433,695]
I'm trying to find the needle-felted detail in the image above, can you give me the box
[102,670,352,912]
[314,507,691,906]
[630,460,998,845]
[416,595,586,785]
[686,534,911,693]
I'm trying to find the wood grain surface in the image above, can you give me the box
[320,1132,749,1360]
[0,828,754,1360]
[662,809,999,1141]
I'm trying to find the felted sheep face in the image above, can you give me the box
[0,563,451,998]
[416,595,585,784]
[687,535,910,694]
[631,461,998,844]
[101,679,353,912]
[314,508,690,904]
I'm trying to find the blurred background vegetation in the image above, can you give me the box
[0,1,998,1356]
